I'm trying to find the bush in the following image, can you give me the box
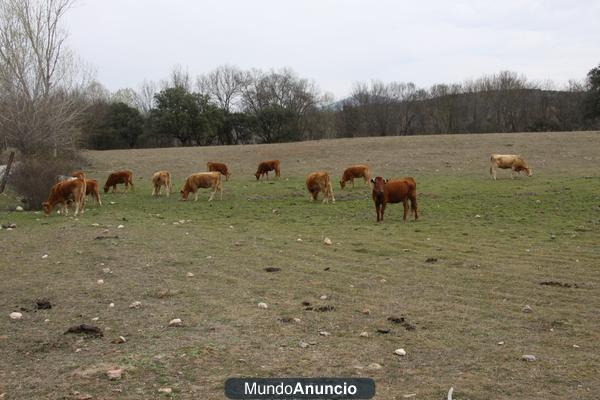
[9,156,86,210]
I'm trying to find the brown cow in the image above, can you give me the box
[207,162,231,181]
[306,171,335,203]
[104,170,134,193]
[152,170,172,197]
[340,164,371,189]
[489,154,533,180]
[42,178,86,216]
[255,160,281,180]
[371,176,418,222]
[84,179,102,205]
[180,172,222,201]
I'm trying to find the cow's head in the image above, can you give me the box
[339,180,346,189]
[515,160,533,177]
[103,185,110,193]
[42,202,52,215]
[371,177,388,193]
[254,171,260,180]
[180,189,189,201]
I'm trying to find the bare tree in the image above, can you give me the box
[197,65,246,112]
[0,0,90,156]
[134,79,157,116]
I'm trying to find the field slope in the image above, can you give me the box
[1,131,599,399]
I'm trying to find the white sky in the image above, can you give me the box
[65,0,600,99]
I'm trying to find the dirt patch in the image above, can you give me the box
[540,281,578,288]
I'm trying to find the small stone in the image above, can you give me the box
[91,223,100,227]
[319,330,331,336]
[359,331,369,337]
[293,318,301,323]
[474,214,481,218]
[9,312,22,320]
[497,341,505,345]
[366,362,382,370]
[168,318,183,327]
[522,305,533,313]
[521,354,537,362]
[102,268,111,273]
[361,309,371,315]
[158,388,172,394]
[299,340,309,348]
[109,201,116,205]
[186,272,194,277]
[106,368,123,380]
[380,279,387,283]
[112,336,127,344]
[91,317,99,322]
[44,318,50,323]
[320,295,327,300]
[97,279,104,285]
[129,301,142,309]
[109,303,115,308]
[258,302,268,309]
[324,237,332,245]
[394,348,407,356]
[296,238,303,242]
[15,206,23,211]
[42,254,48,259]
[117,225,124,229]
[573,344,580,348]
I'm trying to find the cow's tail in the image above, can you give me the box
[129,172,135,192]
[409,181,417,218]
[167,172,172,193]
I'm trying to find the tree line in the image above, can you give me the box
[1,0,600,158]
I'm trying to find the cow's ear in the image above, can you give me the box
[370,178,376,183]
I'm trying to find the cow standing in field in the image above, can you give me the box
[207,162,231,181]
[83,179,102,205]
[104,170,134,193]
[306,171,335,203]
[255,160,280,180]
[42,178,87,216]
[180,172,222,201]
[489,154,532,180]
[152,170,172,197]
[371,176,418,222]
[340,164,371,189]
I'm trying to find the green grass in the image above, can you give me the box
[1,131,599,399]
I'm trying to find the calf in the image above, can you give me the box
[104,170,134,193]
[306,171,335,203]
[489,154,532,180]
[340,164,371,189]
[42,178,86,216]
[371,176,418,222]
[152,170,172,197]
[255,160,281,180]
[207,162,231,181]
[84,179,102,205]
[180,172,222,201]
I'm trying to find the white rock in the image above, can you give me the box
[394,348,407,356]
[573,344,580,348]
[186,272,194,277]
[366,362,382,370]
[9,312,22,320]
[474,214,481,218]
[293,318,301,323]
[91,317,99,322]
[257,302,268,309]
[109,303,115,308]
[296,238,303,242]
[522,305,533,313]
[109,201,116,205]
[117,225,124,229]
[102,268,111,273]
[497,341,505,345]
[15,206,23,211]
[115,336,127,344]
[323,237,332,245]
[129,301,142,309]
[158,388,172,394]
[521,354,537,362]
[106,368,123,380]
[97,279,104,285]
[169,318,183,327]
[41,254,48,259]
[91,223,100,227]
[319,330,331,336]
[299,340,309,348]
[359,331,369,337]
[44,318,50,323]
[319,295,328,300]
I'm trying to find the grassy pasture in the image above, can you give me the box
[0,131,599,399]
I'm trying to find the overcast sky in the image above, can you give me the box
[65,0,600,99]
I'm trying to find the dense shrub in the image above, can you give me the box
[9,155,86,210]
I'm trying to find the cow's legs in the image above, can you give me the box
[380,203,386,221]
[194,191,199,202]
[403,200,409,221]
[351,178,355,188]
[375,203,380,221]
[208,189,215,202]
[490,165,496,180]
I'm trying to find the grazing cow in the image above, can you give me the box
[152,170,172,197]
[84,179,102,205]
[340,164,371,189]
[104,170,134,193]
[255,160,281,180]
[42,178,86,216]
[371,176,418,222]
[489,154,533,180]
[207,162,231,181]
[180,172,222,201]
[306,171,335,203]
